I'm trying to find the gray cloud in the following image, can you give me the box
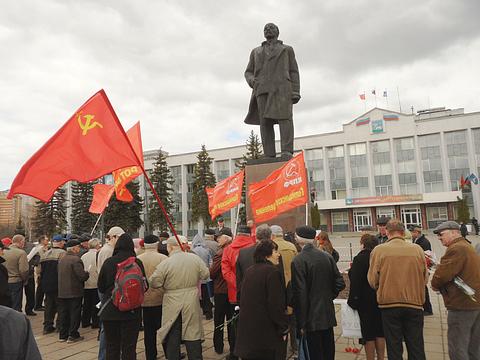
[1,0,479,190]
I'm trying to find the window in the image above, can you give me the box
[215,160,230,181]
[328,146,346,199]
[377,207,395,219]
[445,131,469,191]
[426,206,448,228]
[306,148,325,200]
[353,209,372,232]
[419,134,443,193]
[332,211,349,232]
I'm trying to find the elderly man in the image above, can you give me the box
[244,23,300,158]
[375,216,390,244]
[3,234,29,312]
[150,235,210,360]
[80,238,101,329]
[411,225,433,315]
[0,241,10,307]
[368,219,428,360]
[34,235,50,311]
[138,234,168,360]
[57,239,89,343]
[431,221,480,360]
[292,225,345,360]
[40,234,66,334]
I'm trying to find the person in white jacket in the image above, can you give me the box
[81,238,101,329]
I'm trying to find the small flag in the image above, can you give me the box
[383,114,399,121]
[467,173,479,185]
[356,117,370,126]
[383,90,388,97]
[359,93,366,100]
[371,89,376,95]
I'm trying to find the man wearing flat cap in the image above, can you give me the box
[57,239,89,343]
[138,235,168,360]
[376,216,390,244]
[292,225,345,360]
[149,235,210,360]
[431,221,480,359]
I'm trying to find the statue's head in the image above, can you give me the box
[264,23,279,40]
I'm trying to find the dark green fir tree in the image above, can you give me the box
[192,145,216,228]
[71,181,98,234]
[32,187,67,237]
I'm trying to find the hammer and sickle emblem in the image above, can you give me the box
[77,113,103,136]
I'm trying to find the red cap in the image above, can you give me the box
[1,238,12,247]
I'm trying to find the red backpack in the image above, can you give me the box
[111,256,146,312]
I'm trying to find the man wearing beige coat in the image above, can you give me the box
[150,235,210,360]
[368,219,428,360]
[3,234,29,311]
[138,234,168,360]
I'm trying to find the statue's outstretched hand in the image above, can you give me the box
[292,94,301,104]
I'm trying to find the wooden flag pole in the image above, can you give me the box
[90,213,103,236]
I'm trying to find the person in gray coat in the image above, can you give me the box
[57,239,89,343]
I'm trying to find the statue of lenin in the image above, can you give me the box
[244,23,300,158]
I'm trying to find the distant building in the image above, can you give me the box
[0,190,21,229]
[141,106,480,235]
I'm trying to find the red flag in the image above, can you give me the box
[359,93,366,100]
[8,90,141,202]
[206,170,244,220]
[248,152,308,223]
[113,122,144,202]
[89,184,115,214]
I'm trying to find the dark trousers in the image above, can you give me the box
[35,278,45,309]
[58,297,82,339]
[243,351,275,360]
[82,288,100,327]
[306,328,335,360]
[8,281,23,312]
[200,284,213,317]
[165,314,203,360]
[103,318,141,360]
[142,306,165,360]
[24,276,35,313]
[423,287,432,314]
[43,292,59,330]
[257,94,294,157]
[213,293,236,354]
[381,307,426,360]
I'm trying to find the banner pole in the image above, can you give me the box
[90,213,103,236]
[233,204,241,237]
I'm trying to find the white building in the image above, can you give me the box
[142,106,480,235]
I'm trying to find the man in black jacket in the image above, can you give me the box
[292,225,345,360]
[411,225,433,315]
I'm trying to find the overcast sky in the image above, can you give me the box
[1,0,480,191]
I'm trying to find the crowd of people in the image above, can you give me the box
[0,214,479,360]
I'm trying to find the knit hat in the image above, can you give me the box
[1,237,12,247]
[295,225,316,241]
[66,239,81,248]
[144,234,159,244]
[237,225,251,235]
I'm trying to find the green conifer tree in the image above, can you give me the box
[32,187,67,237]
[104,181,144,235]
[456,196,471,224]
[311,203,321,229]
[236,131,263,224]
[71,181,97,234]
[149,150,175,232]
[192,145,216,228]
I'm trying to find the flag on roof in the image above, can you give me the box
[356,117,370,126]
[383,90,388,97]
[371,89,376,95]
[383,114,399,121]
[359,93,366,100]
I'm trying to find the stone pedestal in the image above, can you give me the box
[245,158,309,234]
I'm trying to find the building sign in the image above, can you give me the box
[371,119,384,134]
[345,194,423,206]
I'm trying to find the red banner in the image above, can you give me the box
[112,122,144,202]
[206,170,244,220]
[248,153,308,223]
[89,184,115,214]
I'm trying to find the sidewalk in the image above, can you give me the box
[31,288,448,359]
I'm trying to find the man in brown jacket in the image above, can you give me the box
[57,239,89,343]
[431,221,480,360]
[138,234,168,360]
[368,219,428,360]
[3,234,29,311]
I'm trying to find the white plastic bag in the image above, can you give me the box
[335,299,362,338]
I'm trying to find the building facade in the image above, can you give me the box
[142,107,480,235]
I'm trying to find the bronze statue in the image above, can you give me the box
[244,23,300,158]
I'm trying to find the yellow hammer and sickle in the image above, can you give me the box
[77,113,103,136]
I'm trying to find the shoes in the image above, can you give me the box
[26,311,37,316]
[58,338,67,342]
[67,336,84,343]
[43,327,56,335]
[180,352,186,359]
[34,306,45,311]
[214,348,223,355]
[424,311,434,316]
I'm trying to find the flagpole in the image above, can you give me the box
[233,204,241,237]
[397,86,402,113]
[101,91,184,250]
[90,213,103,236]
